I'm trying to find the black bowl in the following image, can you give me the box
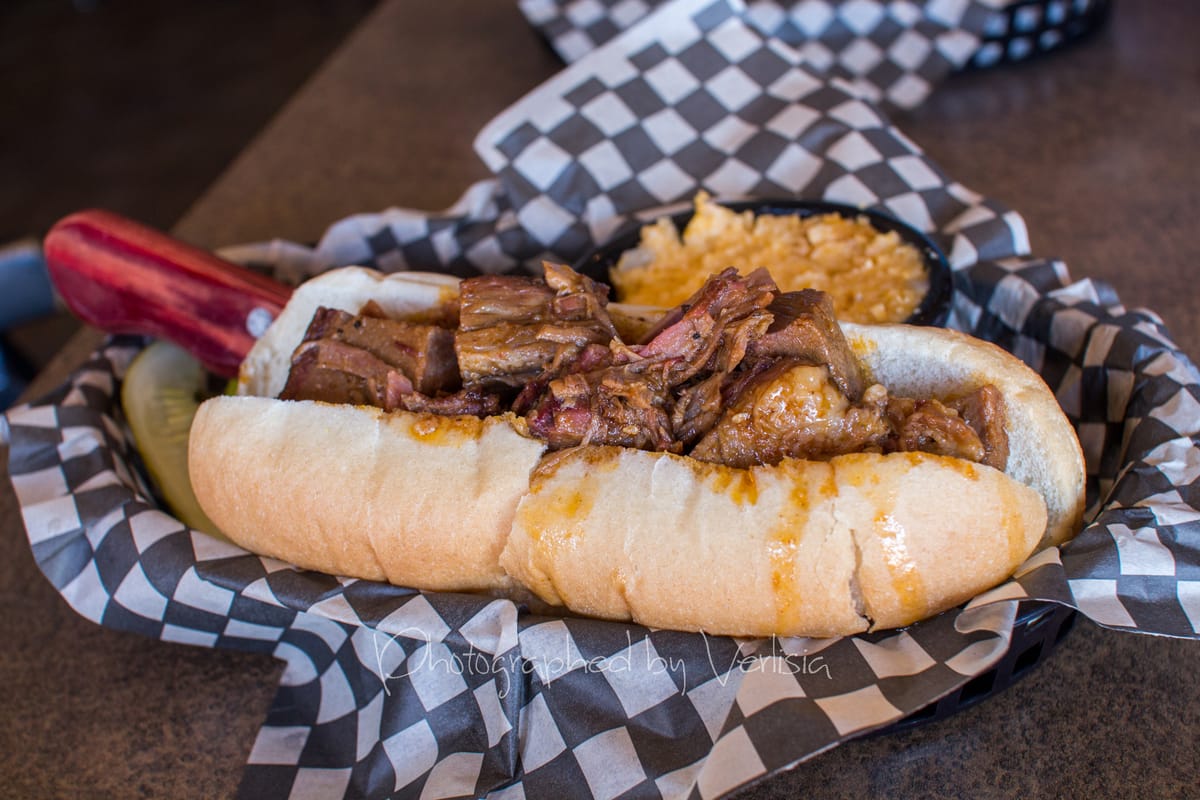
[574,199,953,327]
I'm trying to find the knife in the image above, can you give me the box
[42,210,294,378]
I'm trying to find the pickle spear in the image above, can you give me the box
[121,340,225,539]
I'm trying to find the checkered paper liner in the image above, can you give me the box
[518,0,998,112]
[523,0,1114,98]
[9,0,1200,797]
[518,0,1105,112]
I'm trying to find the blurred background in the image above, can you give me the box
[0,0,378,404]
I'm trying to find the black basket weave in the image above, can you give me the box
[968,0,1113,70]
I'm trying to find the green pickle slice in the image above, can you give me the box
[120,340,226,540]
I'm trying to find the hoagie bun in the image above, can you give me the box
[188,266,1084,636]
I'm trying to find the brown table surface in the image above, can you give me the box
[3,1,1198,797]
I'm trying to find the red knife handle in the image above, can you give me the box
[43,210,294,377]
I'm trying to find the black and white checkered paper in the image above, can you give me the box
[9,1,1197,798]
[519,0,993,111]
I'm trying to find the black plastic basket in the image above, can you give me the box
[878,601,1077,735]
[968,0,1113,70]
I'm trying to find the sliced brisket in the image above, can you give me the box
[948,385,1009,470]
[280,338,413,409]
[283,306,459,396]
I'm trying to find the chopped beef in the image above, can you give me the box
[632,268,776,385]
[279,305,482,414]
[527,365,676,452]
[395,388,504,417]
[716,309,772,371]
[455,274,562,389]
[690,360,891,468]
[280,338,412,409]
[667,311,774,448]
[670,373,724,448]
[690,353,1012,471]
[457,275,556,331]
[542,261,620,341]
[287,306,459,396]
[635,268,776,348]
[891,397,986,464]
[747,290,866,401]
[275,263,1011,472]
[456,325,590,389]
[526,373,593,448]
[455,266,620,390]
[524,267,777,451]
[511,343,613,416]
[948,385,1009,470]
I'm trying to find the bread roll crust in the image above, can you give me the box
[500,447,862,637]
[499,448,1046,636]
[189,397,547,592]
[186,267,1085,637]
